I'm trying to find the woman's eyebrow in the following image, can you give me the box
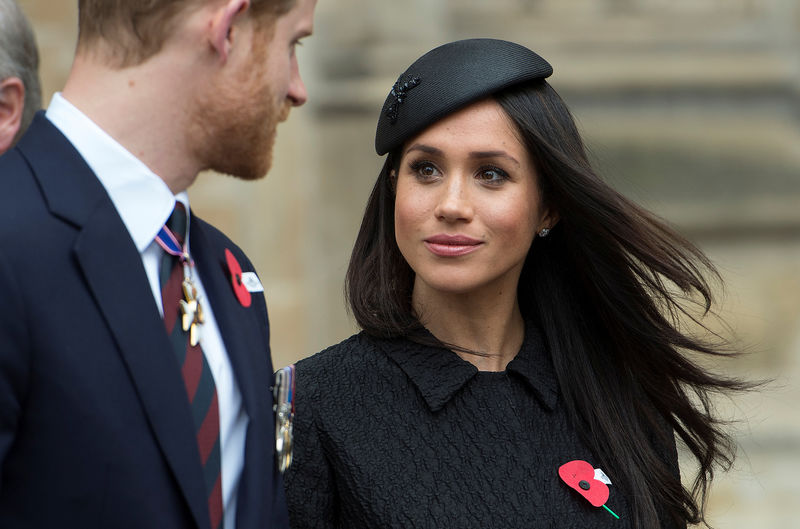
[405,144,520,167]
[404,143,442,156]
[468,150,520,167]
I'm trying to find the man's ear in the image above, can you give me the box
[0,77,25,154]
[209,0,250,63]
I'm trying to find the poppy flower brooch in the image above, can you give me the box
[224,249,264,308]
[559,460,620,519]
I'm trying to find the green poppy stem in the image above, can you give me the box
[603,504,620,519]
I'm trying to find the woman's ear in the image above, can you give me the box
[537,206,560,236]
[208,0,250,63]
[543,211,560,230]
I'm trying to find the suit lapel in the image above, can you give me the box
[20,115,211,529]
[189,219,265,420]
[190,219,273,529]
[74,207,210,529]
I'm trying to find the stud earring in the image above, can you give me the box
[538,227,551,237]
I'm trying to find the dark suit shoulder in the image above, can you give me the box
[0,152,72,273]
[0,148,47,231]
[0,146,31,180]
[0,114,110,235]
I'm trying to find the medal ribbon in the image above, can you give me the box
[156,224,192,264]
[156,209,202,344]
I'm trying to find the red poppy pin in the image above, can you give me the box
[558,460,619,519]
[225,248,251,308]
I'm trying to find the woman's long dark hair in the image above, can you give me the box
[346,79,746,528]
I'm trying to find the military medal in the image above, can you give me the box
[179,260,205,346]
[273,365,295,473]
[156,216,205,346]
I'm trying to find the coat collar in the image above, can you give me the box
[374,320,559,412]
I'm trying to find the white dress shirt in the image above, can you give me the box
[46,93,247,529]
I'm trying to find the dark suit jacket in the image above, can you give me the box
[0,114,289,529]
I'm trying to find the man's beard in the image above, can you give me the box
[190,72,290,181]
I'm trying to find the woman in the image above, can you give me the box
[283,39,742,528]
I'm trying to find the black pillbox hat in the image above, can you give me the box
[375,38,553,155]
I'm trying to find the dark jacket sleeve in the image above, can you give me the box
[283,366,338,529]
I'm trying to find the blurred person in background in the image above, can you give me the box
[283,39,746,529]
[0,0,41,154]
[0,0,316,528]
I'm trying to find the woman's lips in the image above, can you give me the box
[424,235,483,257]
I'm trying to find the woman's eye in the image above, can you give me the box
[477,167,509,184]
[410,161,440,179]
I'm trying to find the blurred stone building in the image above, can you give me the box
[17,0,800,526]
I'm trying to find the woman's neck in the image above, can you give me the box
[412,282,525,372]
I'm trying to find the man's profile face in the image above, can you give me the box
[194,0,317,180]
[257,0,316,116]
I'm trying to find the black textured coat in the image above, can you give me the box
[284,323,680,528]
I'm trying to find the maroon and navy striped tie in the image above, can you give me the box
[159,203,223,529]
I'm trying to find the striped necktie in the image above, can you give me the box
[159,203,223,529]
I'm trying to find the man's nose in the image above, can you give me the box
[287,56,307,107]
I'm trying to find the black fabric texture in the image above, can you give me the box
[283,322,682,529]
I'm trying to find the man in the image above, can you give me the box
[0,0,316,528]
[0,0,41,153]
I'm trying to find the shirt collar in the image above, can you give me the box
[374,320,559,412]
[45,93,188,253]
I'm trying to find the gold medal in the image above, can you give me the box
[179,266,205,347]
[157,212,204,347]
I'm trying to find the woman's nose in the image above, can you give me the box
[433,176,473,222]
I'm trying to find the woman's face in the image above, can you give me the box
[394,98,554,300]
